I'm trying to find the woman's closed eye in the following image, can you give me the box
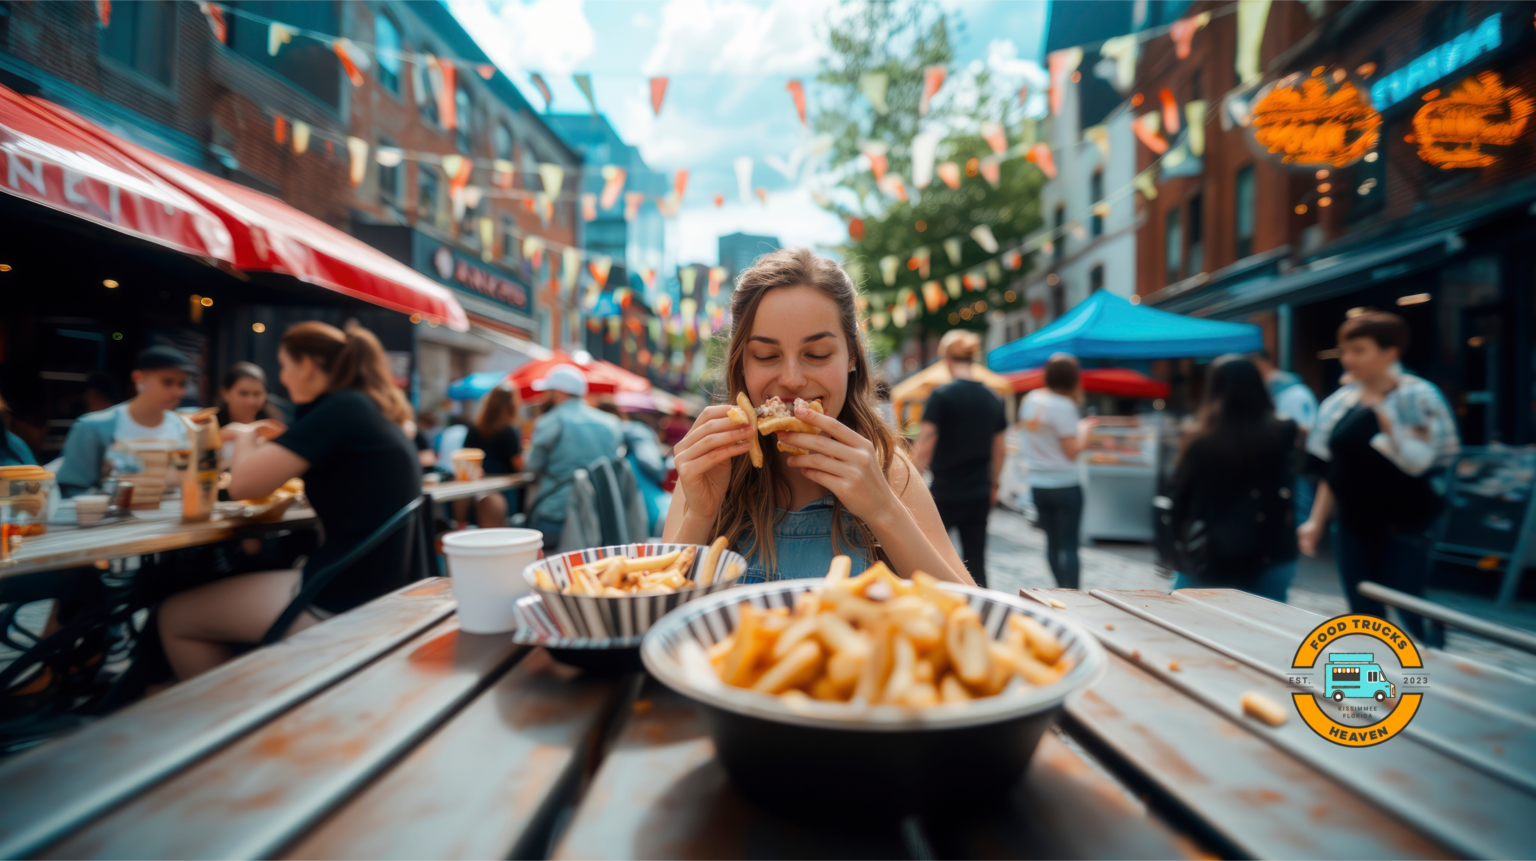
[750,352,780,363]
[804,352,832,361]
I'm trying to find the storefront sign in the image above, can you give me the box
[1371,13,1502,111]
[412,235,533,322]
[1411,71,1532,168]
[1249,74,1380,168]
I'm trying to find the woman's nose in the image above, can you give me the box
[778,358,808,390]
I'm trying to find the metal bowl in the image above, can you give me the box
[522,543,748,640]
[641,579,1107,819]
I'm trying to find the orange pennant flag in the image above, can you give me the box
[713,193,724,207]
[1160,88,1181,135]
[581,192,597,221]
[624,190,645,221]
[650,77,668,115]
[936,162,961,189]
[1026,143,1057,178]
[273,115,287,144]
[96,0,111,27]
[869,152,888,182]
[477,63,495,80]
[438,61,457,129]
[755,187,768,204]
[980,159,1000,187]
[785,79,807,124]
[589,257,611,288]
[196,2,227,44]
[599,166,626,210]
[920,65,946,115]
[334,40,365,87]
[1170,13,1209,60]
[1132,115,1169,154]
[673,169,689,203]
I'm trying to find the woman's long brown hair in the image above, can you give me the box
[475,384,519,439]
[279,321,411,424]
[709,247,901,575]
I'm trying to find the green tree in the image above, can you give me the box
[814,0,1044,360]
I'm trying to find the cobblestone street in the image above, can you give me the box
[984,507,1536,678]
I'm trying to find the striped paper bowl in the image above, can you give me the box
[521,543,747,640]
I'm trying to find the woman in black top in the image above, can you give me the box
[1169,355,1300,601]
[458,383,522,528]
[159,322,421,681]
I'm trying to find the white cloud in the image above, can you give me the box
[676,188,846,264]
[642,0,833,76]
[448,0,596,77]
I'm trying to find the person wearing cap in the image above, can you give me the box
[526,364,621,549]
[57,346,193,496]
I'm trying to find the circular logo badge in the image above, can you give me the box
[433,245,455,280]
[1287,614,1430,747]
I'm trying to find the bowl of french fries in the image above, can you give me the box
[522,538,748,640]
[639,561,1106,817]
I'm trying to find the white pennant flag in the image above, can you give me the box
[911,132,939,189]
[734,156,753,204]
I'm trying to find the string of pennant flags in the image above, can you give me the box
[89,0,1272,338]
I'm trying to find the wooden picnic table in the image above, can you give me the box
[0,583,1530,859]
[422,474,532,504]
[0,502,318,580]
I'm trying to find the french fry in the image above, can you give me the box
[720,605,773,687]
[939,673,972,703]
[911,571,964,614]
[1241,691,1288,726]
[534,568,558,592]
[736,392,763,468]
[771,614,821,660]
[722,561,744,581]
[599,557,629,587]
[814,612,867,655]
[624,550,682,573]
[1010,614,1065,664]
[853,622,894,703]
[882,634,917,703]
[809,675,846,701]
[946,605,990,685]
[898,681,939,707]
[752,640,823,693]
[914,658,935,684]
[707,635,736,667]
[825,554,852,586]
[825,649,866,691]
[697,536,729,586]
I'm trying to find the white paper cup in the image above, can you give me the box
[74,495,109,525]
[442,528,545,633]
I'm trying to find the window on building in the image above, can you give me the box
[502,216,519,264]
[229,2,341,109]
[455,87,473,152]
[461,196,482,249]
[417,166,442,230]
[1187,193,1204,276]
[1090,264,1104,293]
[1050,282,1065,318]
[494,124,513,162]
[378,135,401,208]
[1165,207,1183,283]
[1053,204,1066,263]
[374,12,401,94]
[1235,165,1256,259]
[99,0,175,85]
[1090,170,1104,237]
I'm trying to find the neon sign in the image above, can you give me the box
[1411,71,1533,168]
[1250,74,1381,168]
[1371,14,1502,110]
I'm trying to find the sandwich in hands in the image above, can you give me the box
[729,395,823,460]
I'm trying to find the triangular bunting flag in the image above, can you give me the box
[438,60,458,129]
[538,163,565,197]
[1047,48,1083,116]
[292,121,310,154]
[581,192,597,221]
[268,22,295,56]
[96,0,110,28]
[346,137,369,186]
[785,79,807,124]
[573,74,597,114]
[530,73,553,111]
[942,237,963,265]
[599,165,626,210]
[920,65,947,116]
[936,162,961,190]
[980,121,1007,156]
[624,190,644,221]
[859,72,889,114]
[650,77,668,115]
[971,225,999,254]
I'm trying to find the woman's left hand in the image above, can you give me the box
[779,406,899,526]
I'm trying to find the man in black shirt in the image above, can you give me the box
[913,331,1007,588]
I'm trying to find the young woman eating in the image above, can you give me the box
[158,321,422,681]
[214,362,283,428]
[662,247,972,585]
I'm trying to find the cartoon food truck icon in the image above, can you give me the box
[1324,652,1396,702]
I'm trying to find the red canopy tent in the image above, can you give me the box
[507,351,619,401]
[586,360,652,394]
[1004,367,1170,399]
[0,87,232,261]
[27,93,469,331]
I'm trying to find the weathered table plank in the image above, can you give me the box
[552,679,1199,860]
[1,504,318,579]
[0,578,457,860]
[423,474,531,503]
[282,649,622,861]
[1024,588,1535,859]
[41,617,522,860]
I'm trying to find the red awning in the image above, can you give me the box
[586,360,653,394]
[0,87,233,260]
[29,96,469,332]
[1005,367,1171,399]
[506,350,620,401]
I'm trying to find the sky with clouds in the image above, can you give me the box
[448,0,1048,266]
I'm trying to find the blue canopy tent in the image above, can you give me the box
[447,371,507,401]
[988,290,1263,372]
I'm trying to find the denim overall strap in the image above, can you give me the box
[738,495,874,583]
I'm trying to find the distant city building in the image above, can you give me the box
[718,232,781,286]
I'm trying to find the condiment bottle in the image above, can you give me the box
[180,408,220,523]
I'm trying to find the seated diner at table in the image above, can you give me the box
[56,346,194,497]
[157,321,422,681]
[662,247,972,585]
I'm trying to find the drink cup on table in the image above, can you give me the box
[450,448,485,482]
[441,528,544,633]
[74,495,110,526]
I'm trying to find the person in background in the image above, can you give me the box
[0,392,37,467]
[1019,353,1096,589]
[416,411,442,467]
[525,365,621,549]
[57,346,193,497]
[459,383,522,527]
[83,372,121,415]
[596,398,668,535]
[873,379,897,431]
[215,362,283,429]
[158,322,421,681]
[1298,311,1458,646]
[912,330,1006,588]
[1169,356,1299,601]
[1252,348,1318,520]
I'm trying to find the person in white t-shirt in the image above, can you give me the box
[1019,353,1097,588]
[1252,348,1319,519]
[57,346,193,496]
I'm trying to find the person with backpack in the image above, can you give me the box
[1169,355,1300,601]
[1251,348,1318,520]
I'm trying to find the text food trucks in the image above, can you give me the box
[1324,652,1396,702]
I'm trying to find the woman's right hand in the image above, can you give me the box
[1297,518,1324,557]
[670,405,754,523]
